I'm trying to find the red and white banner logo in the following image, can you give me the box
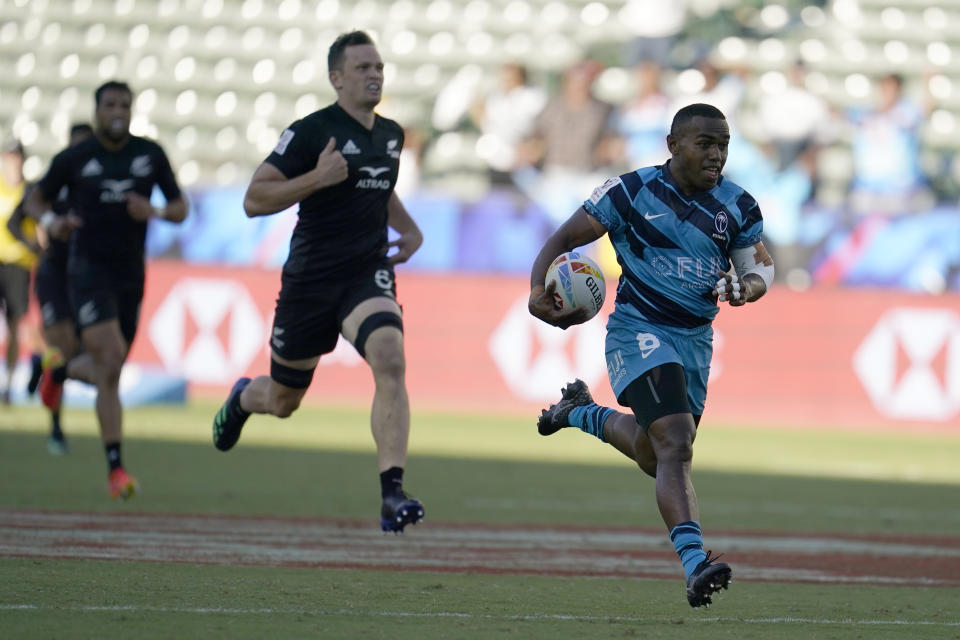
[489,297,607,401]
[149,278,265,383]
[854,308,960,421]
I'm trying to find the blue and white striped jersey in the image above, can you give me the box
[583,161,763,328]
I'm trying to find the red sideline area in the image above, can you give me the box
[2,509,958,587]
[5,261,959,432]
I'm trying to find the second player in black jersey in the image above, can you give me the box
[212,31,426,533]
[25,81,188,500]
[11,122,95,455]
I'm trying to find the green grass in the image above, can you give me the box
[3,400,960,484]
[3,560,958,640]
[2,402,960,639]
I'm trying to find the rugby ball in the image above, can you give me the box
[545,251,606,320]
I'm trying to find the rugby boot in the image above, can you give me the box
[537,378,593,436]
[381,490,425,533]
[213,377,251,451]
[38,348,65,411]
[686,551,732,608]
[108,467,139,500]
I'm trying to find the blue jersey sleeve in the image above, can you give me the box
[731,191,763,249]
[582,176,626,233]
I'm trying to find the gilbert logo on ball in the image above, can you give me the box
[545,251,606,320]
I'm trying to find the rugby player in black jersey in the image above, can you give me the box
[211,31,426,533]
[10,123,94,455]
[25,81,187,499]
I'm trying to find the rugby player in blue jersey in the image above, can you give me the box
[529,103,774,607]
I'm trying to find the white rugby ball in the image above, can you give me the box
[545,251,606,320]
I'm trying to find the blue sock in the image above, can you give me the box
[670,521,707,579]
[566,404,614,442]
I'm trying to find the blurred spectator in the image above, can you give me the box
[672,59,746,130]
[396,126,426,199]
[847,73,932,216]
[621,0,687,67]
[470,63,547,185]
[0,139,37,403]
[756,61,832,172]
[608,60,672,170]
[514,60,617,226]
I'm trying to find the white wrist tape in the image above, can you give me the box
[730,246,775,290]
[715,274,741,301]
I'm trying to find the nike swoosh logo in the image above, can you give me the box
[644,212,668,220]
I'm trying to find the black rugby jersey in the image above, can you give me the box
[265,102,404,286]
[37,135,180,276]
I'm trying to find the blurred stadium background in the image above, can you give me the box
[1,0,959,431]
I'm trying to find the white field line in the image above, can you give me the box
[0,604,958,627]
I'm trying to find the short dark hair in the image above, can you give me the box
[670,103,726,136]
[95,80,133,107]
[70,123,93,137]
[328,31,375,72]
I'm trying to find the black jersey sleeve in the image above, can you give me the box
[264,119,318,179]
[153,146,182,202]
[36,148,71,203]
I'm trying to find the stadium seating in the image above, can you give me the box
[0,0,955,188]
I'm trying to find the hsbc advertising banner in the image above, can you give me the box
[127,263,959,431]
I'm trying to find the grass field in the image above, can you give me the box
[2,401,960,639]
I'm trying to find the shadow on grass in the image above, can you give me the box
[1,430,957,535]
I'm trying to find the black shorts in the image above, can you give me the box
[70,260,144,345]
[271,262,398,361]
[34,257,73,327]
[617,362,701,430]
[0,263,30,321]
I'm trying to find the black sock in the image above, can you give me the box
[52,366,67,384]
[380,466,404,498]
[105,442,122,471]
[50,412,63,439]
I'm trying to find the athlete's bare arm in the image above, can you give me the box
[528,207,607,329]
[243,137,348,217]
[385,191,422,265]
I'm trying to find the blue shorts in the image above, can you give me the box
[604,308,714,415]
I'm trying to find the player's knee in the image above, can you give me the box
[92,351,125,386]
[364,331,405,379]
[353,312,403,362]
[648,418,696,463]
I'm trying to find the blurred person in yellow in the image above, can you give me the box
[0,138,38,404]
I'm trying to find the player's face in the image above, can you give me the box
[331,44,384,110]
[95,89,132,143]
[667,116,729,194]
